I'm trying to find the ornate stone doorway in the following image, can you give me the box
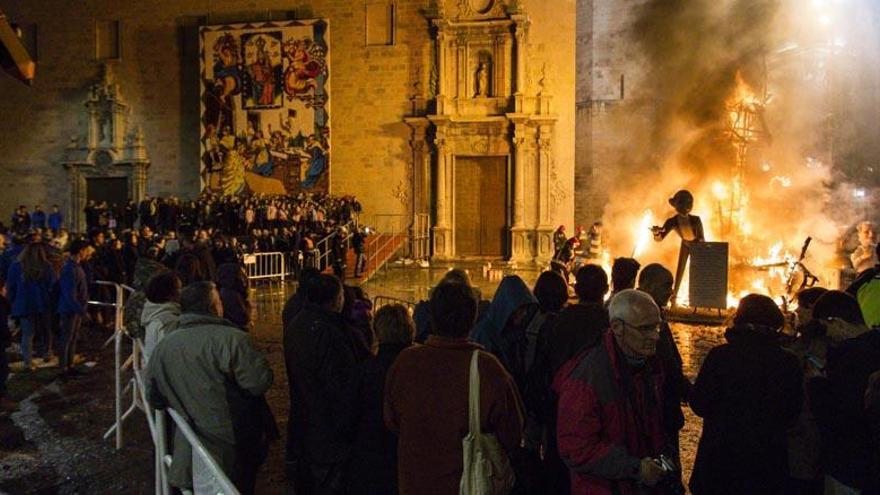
[87,177,129,207]
[60,64,150,232]
[405,1,559,262]
[454,156,508,257]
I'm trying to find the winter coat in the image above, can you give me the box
[6,260,57,317]
[216,263,251,331]
[145,313,274,490]
[348,343,410,495]
[541,302,608,374]
[123,258,169,340]
[384,336,524,495]
[553,330,667,495]
[141,301,181,363]
[57,258,89,315]
[284,304,366,465]
[689,324,803,495]
[808,329,880,491]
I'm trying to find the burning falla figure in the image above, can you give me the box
[652,190,705,304]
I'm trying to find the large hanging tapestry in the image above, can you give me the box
[199,20,329,196]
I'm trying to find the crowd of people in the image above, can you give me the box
[134,248,880,493]
[2,200,880,494]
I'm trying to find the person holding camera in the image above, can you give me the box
[689,294,803,495]
[554,289,675,494]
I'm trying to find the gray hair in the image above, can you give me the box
[608,289,660,322]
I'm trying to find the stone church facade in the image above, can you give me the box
[0,0,575,261]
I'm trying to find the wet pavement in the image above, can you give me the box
[0,263,727,493]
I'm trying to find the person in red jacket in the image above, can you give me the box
[554,289,670,494]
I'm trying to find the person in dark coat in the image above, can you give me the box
[56,240,92,375]
[281,267,321,329]
[807,295,880,493]
[215,263,252,331]
[689,294,803,495]
[348,304,414,495]
[284,274,367,494]
[638,263,688,493]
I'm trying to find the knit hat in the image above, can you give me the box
[733,294,785,330]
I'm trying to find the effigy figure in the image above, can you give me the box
[652,190,705,305]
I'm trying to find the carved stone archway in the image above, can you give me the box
[406,0,558,262]
[60,64,149,232]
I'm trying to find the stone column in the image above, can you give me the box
[512,16,529,112]
[535,122,556,260]
[436,27,448,114]
[510,122,530,262]
[432,130,453,259]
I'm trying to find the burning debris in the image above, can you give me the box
[587,0,879,311]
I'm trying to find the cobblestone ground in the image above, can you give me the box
[0,266,726,493]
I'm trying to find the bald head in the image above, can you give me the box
[609,289,662,358]
[609,289,661,323]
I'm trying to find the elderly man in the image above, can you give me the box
[146,281,275,495]
[554,289,670,494]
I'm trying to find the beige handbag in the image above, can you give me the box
[460,350,516,495]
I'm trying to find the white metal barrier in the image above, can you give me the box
[94,280,240,494]
[243,252,286,284]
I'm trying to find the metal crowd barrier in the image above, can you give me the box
[243,252,286,284]
[93,280,240,494]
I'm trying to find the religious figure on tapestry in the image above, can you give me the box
[200,20,330,196]
[242,32,283,109]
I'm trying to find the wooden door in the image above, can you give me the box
[454,156,507,257]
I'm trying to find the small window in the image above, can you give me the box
[366,1,395,46]
[96,20,121,60]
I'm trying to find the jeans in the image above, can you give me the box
[58,314,82,371]
[19,313,51,367]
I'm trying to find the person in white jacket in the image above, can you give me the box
[141,272,182,363]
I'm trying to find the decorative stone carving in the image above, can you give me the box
[406,3,557,262]
[61,62,150,232]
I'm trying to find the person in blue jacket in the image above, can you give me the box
[6,241,57,370]
[30,205,47,231]
[47,205,63,234]
[57,240,92,375]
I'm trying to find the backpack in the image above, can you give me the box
[857,274,880,328]
[460,350,516,495]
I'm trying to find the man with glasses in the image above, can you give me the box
[554,289,672,494]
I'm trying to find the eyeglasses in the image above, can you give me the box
[617,319,661,336]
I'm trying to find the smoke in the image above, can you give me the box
[593,0,875,294]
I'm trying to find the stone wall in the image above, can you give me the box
[0,0,575,235]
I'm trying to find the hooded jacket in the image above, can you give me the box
[123,257,169,340]
[141,300,181,363]
[145,313,274,490]
[689,324,803,495]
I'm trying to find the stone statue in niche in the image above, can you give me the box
[475,60,490,97]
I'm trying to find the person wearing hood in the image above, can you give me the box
[470,275,536,363]
[215,263,252,331]
[141,272,182,363]
[123,254,170,343]
[689,294,803,495]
